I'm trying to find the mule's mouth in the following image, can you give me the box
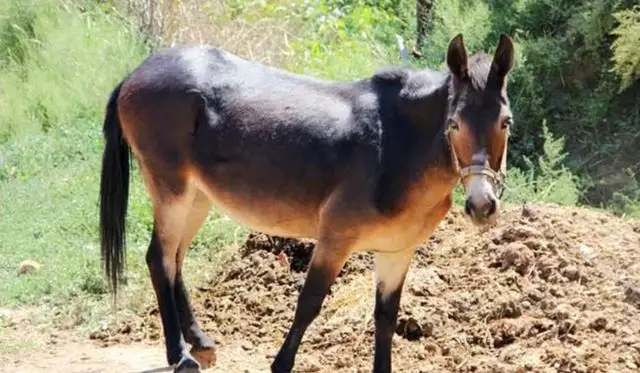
[465,207,500,227]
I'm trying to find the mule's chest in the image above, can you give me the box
[356,191,453,252]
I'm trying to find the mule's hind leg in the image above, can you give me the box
[372,249,414,373]
[174,191,216,368]
[271,236,354,373]
[145,187,201,373]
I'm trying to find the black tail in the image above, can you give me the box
[100,80,130,296]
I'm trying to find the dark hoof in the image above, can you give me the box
[271,361,293,373]
[174,355,201,373]
[190,345,216,369]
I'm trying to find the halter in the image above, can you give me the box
[446,128,508,199]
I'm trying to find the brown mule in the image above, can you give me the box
[99,34,515,373]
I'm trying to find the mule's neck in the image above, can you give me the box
[405,72,460,201]
[371,69,459,214]
[399,70,456,176]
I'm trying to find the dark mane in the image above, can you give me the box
[371,66,410,86]
[467,53,493,91]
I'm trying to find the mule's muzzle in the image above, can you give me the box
[459,166,503,225]
[464,193,498,223]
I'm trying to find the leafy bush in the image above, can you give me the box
[503,122,581,206]
[610,192,640,218]
[610,6,640,91]
[414,0,493,69]
[284,0,407,79]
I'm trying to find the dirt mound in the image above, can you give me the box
[104,204,640,372]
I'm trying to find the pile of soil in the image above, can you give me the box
[102,203,640,372]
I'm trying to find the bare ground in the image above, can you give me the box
[3,203,640,373]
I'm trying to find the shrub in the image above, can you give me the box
[610,6,640,91]
[502,121,582,206]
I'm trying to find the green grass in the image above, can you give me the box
[0,120,246,307]
[0,125,102,305]
[0,0,146,140]
[0,0,246,321]
[0,336,39,355]
[0,0,145,309]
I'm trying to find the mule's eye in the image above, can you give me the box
[447,119,460,132]
[502,117,513,129]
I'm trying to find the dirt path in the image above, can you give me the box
[4,340,277,373]
[0,307,275,373]
[6,342,168,373]
[1,308,298,373]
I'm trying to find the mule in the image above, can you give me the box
[99,33,515,373]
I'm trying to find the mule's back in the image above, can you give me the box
[117,45,384,237]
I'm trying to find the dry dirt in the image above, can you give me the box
[4,203,640,373]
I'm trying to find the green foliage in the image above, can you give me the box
[610,6,640,90]
[604,167,640,218]
[415,0,493,68]
[0,0,148,141]
[0,0,243,312]
[502,122,581,206]
[284,0,408,80]
[610,192,640,218]
[0,0,38,66]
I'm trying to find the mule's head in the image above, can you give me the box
[445,34,515,226]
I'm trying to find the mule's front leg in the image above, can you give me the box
[271,238,353,373]
[373,250,414,373]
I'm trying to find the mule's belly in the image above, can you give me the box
[216,199,320,239]
[190,170,322,238]
[190,164,455,250]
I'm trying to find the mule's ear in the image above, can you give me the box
[492,34,515,77]
[447,34,468,80]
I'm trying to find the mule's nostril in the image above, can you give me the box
[464,199,473,216]
[486,198,497,216]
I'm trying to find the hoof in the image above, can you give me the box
[271,361,293,373]
[190,345,217,369]
[174,355,201,373]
